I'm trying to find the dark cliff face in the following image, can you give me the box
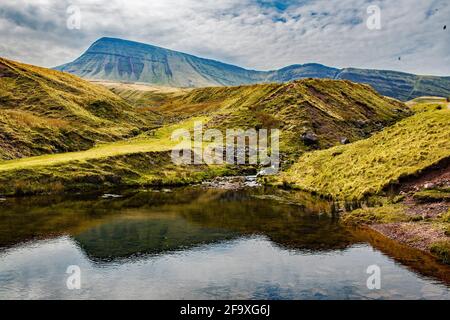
[55,37,450,101]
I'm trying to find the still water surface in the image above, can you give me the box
[0,187,449,300]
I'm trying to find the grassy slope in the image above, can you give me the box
[406,96,450,112]
[0,117,196,172]
[276,97,450,264]
[280,108,450,200]
[0,77,410,195]
[145,79,411,162]
[0,116,242,195]
[96,81,191,109]
[0,57,159,160]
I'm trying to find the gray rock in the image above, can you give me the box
[301,132,318,146]
[101,194,123,199]
[257,165,279,176]
[340,137,350,144]
[423,183,436,190]
[355,120,367,128]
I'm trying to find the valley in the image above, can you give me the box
[2,0,449,302]
[0,56,449,266]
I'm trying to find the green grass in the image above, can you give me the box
[0,150,238,196]
[429,241,450,264]
[141,78,411,162]
[442,210,450,224]
[0,116,247,195]
[413,189,450,202]
[280,109,450,200]
[0,57,159,160]
[406,96,449,113]
[341,204,411,225]
[0,117,204,172]
[98,82,191,108]
[0,59,417,196]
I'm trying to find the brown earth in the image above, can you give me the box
[372,223,446,252]
[371,161,450,259]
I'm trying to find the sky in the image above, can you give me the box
[0,0,449,75]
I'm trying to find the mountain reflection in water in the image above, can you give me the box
[0,187,449,299]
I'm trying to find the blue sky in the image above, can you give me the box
[0,0,449,75]
[256,0,298,11]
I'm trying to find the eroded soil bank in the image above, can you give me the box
[359,161,450,264]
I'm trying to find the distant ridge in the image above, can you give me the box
[55,37,450,101]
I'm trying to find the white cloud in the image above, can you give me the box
[0,0,449,75]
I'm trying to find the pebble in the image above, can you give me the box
[101,194,123,199]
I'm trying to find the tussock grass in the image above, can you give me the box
[341,204,410,225]
[136,79,411,161]
[429,241,450,264]
[0,116,241,195]
[0,57,160,160]
[406,96,449,113]
[0,117,204,172]
[280,109,450,200]
[0,107,283,195]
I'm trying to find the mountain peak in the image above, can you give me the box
[54,37,450,100]
[86,37,164,53]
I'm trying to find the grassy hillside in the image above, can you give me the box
[279,108,450,200]
[0,57,159,160]
[0,117,200,172]
[0,76,410,195]
[150,79,411,161]
[0,116,242,195]
[97,81,190,109]
[406,96,450,112]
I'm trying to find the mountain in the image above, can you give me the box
[0,57,158,160]
[55,37,450,101]
[55,37,266,87]
[268,64,339,82]
[335,68,450,102]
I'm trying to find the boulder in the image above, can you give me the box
[301,132,318,146]
[423,182,437,190]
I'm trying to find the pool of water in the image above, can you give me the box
[0,187,449,300]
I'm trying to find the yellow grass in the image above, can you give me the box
[0,117,206,172]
